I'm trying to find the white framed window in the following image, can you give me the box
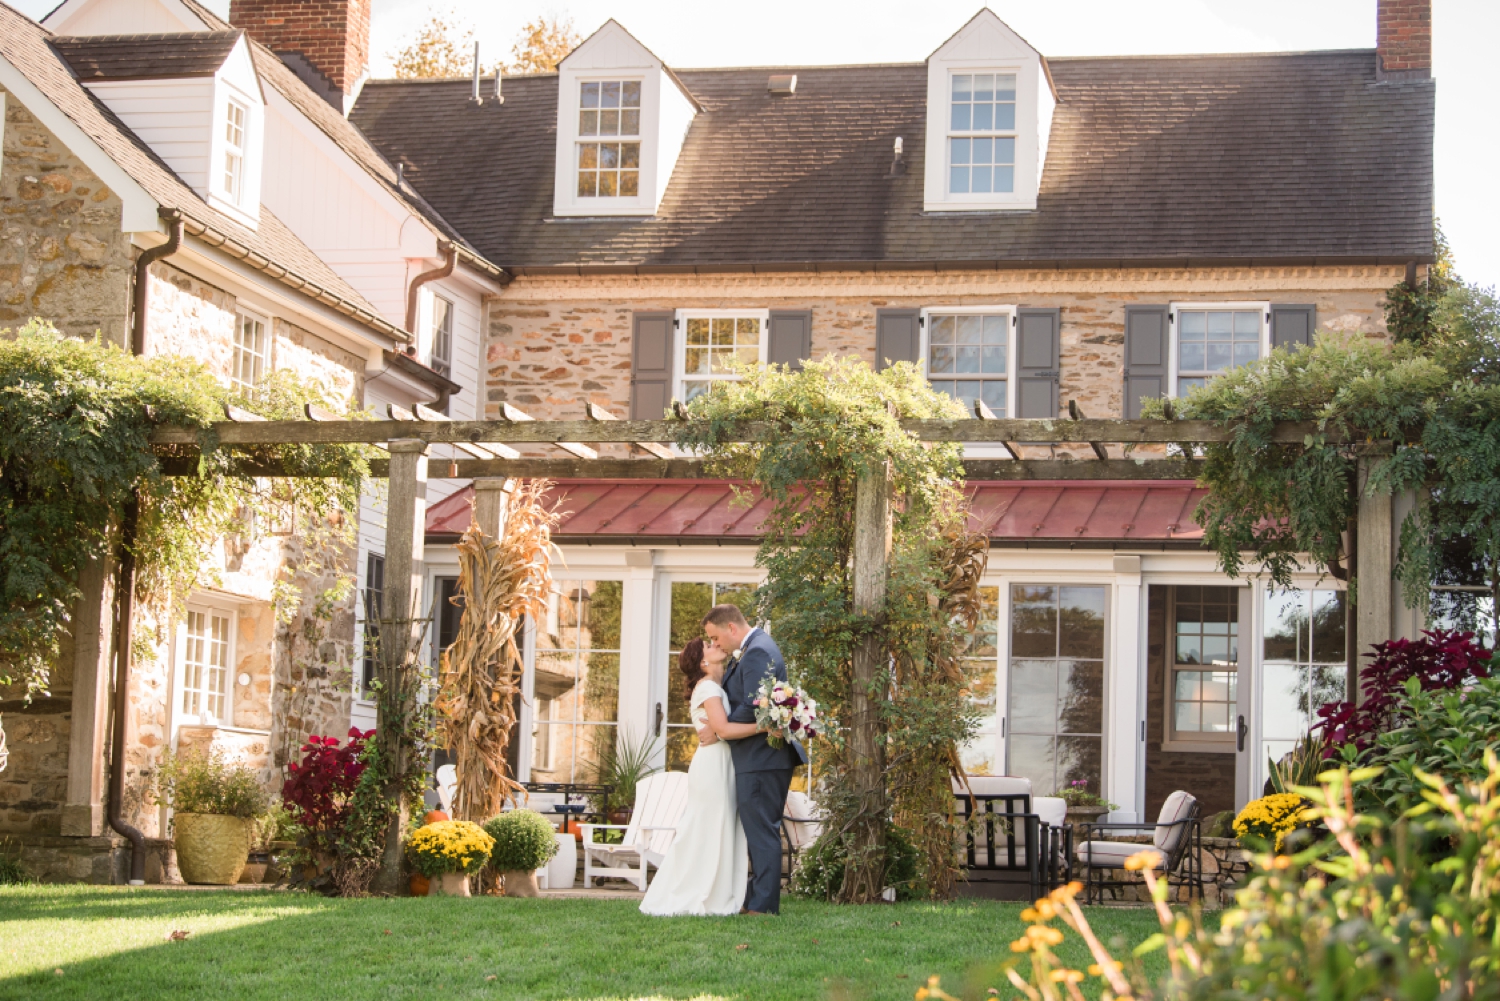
[181,605,233,725]
[1166,586,1240,748]
[576,79,642,199]
[429,295,453,378]
[947,72,1017,196]
[1170,302,1269,396]
[1261,588,1348,767]
[232,310,268,390]
[222,98,247,202]
[675,309,768,403]
[921,306,1015,417]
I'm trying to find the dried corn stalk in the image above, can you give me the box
[435,479,558,822]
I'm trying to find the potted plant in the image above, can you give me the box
[1059,780,1117,835]
[595,730,660,825]
[154,749,268,885]
[483,809,559,897]
[406,819,494,897]
[242,802,291,883]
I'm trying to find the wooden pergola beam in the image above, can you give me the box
[147,417,1330,447]
[157,455,1206,481]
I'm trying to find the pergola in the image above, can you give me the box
[145,410,1395,890]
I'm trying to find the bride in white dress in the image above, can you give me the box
[639,638,748,916]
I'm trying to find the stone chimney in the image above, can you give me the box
[1376,0,1431,80]
[229,0,371,110]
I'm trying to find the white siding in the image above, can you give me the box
[44,0,201,35]
[86,77,216,196]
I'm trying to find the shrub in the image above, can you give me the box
[789,825,919,901]
[1316,629,1490,751]
[280,729,372,852]
[1265,732,1329,794]
[153,749,267,819]
[1232,792,1309,851]
[483,810,559,872]
[0,841,28,885]
[405,820,494,877]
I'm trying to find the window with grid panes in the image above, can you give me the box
[948,73,1016,195]
[1176,308,1262,393]
[430,295,453,378]
[222,98,247,201]
[577,80,641,198]
[182,606,231,724]
[531,581,622,783]
[1169,586,1239,744]
[1007,585,1105,796]
[233,312,267,389]
[958,586,1001,775]
[1262,589,1348,768]
[927,312,1008,415]
[681,315,762,401]
[360,553,384,695]
[664,581,759,772]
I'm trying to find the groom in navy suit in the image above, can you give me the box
[701,604,807,915]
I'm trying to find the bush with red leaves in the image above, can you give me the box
[281,728,374,849]
[1315,629,1491,752]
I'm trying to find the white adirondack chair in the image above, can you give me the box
[579,772,690,891]
[434,764,456,815]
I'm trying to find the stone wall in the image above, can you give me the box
[0,88,133,343]
[486,265,1399,441]
[0,703,71,835]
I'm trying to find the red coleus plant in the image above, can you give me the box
[1315,629,1491,752]
[281,728,374,837]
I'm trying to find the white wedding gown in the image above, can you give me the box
[639,679,748,916]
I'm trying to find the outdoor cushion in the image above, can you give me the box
[953,775,1033,798]
[1076,841,1161,869]
[1034,796,1067,828]
[783,791,822,849]
[1153,790,1197,853]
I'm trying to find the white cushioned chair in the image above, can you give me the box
[1075,790,1201,904]
[781,790,823,877]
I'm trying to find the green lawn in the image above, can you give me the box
[0,886,1174,1001]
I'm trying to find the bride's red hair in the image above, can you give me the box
[679,638,706,700]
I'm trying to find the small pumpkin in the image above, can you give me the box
[424,810,450,824]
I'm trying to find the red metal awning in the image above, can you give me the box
[426,480,1208,544]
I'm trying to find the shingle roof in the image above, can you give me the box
[0,5,401,338]
[51,30,241,80]
[350,52,1435,270]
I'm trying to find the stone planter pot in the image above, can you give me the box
[501,869,540,897]
[1065,804,1110,840]
[239,850,271,884]
[431,872,472,897]
[174,813,253,885]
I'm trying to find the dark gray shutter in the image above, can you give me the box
[875,308,920,371]
[630,311,674,419]
[1270,304,1315,351]
[1123,305,1170,419]
[766,309,812,371]
[1015,307,1060,419]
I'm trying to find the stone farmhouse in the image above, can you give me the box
[0,0,1435,881]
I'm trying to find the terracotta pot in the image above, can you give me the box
[432,872,472,897]
[409,873,430,896]
[174,813,253,885]
[502,869,540,897]
[607,807,632,826]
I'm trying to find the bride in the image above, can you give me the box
[639,637,748,916]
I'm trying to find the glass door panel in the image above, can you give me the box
[664,581,757,771]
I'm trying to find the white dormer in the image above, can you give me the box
[69,32,266,229]
[551,20,699,218]
[923,9,1055,213]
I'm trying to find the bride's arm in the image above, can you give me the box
[702,696,760,741]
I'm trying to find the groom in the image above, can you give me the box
[701,604,807,915]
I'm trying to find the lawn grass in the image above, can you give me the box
[0,886,1178,1001]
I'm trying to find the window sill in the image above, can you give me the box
[177,723,272,738]
[1160,738,1236,755]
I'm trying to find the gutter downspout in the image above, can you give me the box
[404,242,459,410]
[111,213,180,884]
[132,214,184,356]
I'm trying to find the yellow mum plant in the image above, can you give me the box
[1232,792,1309,851]
[406,820,495,878]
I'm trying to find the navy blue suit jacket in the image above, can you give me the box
[720,628,807,773]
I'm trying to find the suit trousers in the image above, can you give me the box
[736,766,794,914]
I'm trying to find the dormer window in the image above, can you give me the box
[222,98,247,201]
[949,74,1016,195]
[577,80,642,198]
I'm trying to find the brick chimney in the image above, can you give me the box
[1376,0,1431,80]
[229,0,371,109]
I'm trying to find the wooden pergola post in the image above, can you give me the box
[1355,454,1394,704]
[372,438,428,896]
[471,477,509,537]
[841,458,892,902]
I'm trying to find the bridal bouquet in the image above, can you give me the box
[753,676,823,747]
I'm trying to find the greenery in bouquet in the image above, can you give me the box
[1233,791,1311,851]
[753,676,824,748]
[406,820,494,878]
[483,810,559,872]
[153,748,268,819]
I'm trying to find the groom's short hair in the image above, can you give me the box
[702,604,749,630]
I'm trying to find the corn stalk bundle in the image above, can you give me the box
[435,480,558,822]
